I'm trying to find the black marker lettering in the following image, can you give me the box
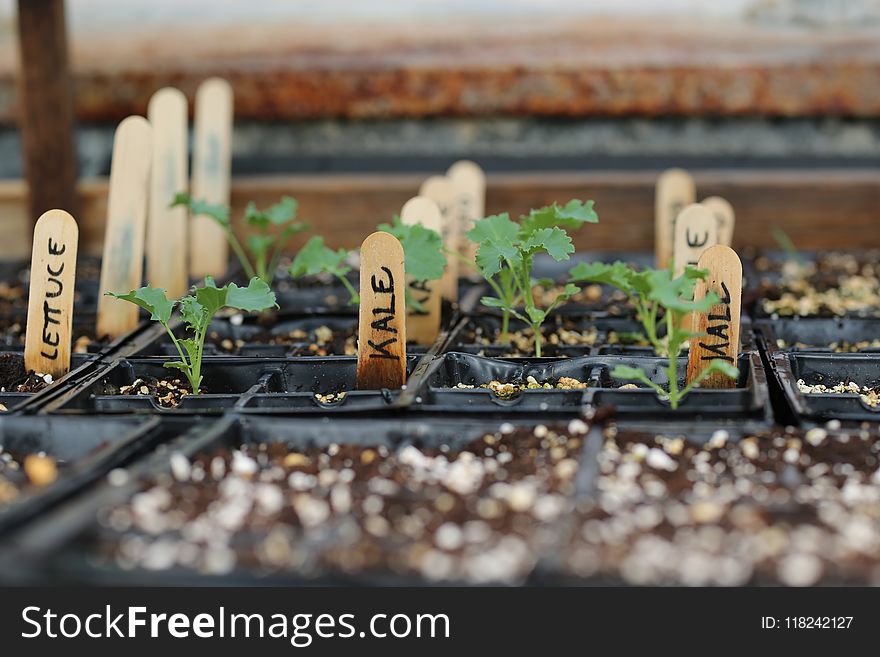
[47,238,65,256]
[368,337,399,360]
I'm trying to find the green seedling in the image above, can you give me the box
[570,261,738,408]
[106,277,277,394]
[468,200,598,357]
[173,194,307,286]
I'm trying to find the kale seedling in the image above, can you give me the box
[289,218,447,310]
[570,261,739,408]
[467,200,598,357]
[289,236,359,305]
[106,277,277,394]
[173,194,307,286]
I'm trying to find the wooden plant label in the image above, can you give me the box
[686,245,742,389]
[447,160,485,266]
[655,168,696,269]
[24,210,78,377]
[147,87,189,298]
[400,196,443,345]
[672,203,719,278]
[419,175,458,302]
[357,231,407,390]
[96,116,153,338]
[702,196,735,247]
[190,77,233,278]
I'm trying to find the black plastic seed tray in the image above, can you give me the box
[769,351,880,423]
[0,415,593,585]
[52,356,423,414]
[0,415,163,535]
[756,317,880,354]
[416,351,770,423]
[0,353,98,413]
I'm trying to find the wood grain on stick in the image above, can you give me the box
[357,231,407,390]
[24,209,78,377]
[147,88,189,298]
[686,245,742,389]
[96,116,153,338]
[399,196,443,345]
[419,175,458,302]
[655,168,696,269]
[190,78,233,278]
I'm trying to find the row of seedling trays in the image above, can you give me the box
[1,81,879,584]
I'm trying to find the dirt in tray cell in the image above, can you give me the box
[797,380,880,408]
[116,377,195,408]
[563,422,880,585]
[95,419,593,583]
[454,376,588,399]
[210,323,357,356]
[532,281,632,315]
[778,338,880,352]
[461,322,646,358]
[0,352,55,393]
[0,450,59,504]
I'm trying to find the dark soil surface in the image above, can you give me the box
[0,352,51,393]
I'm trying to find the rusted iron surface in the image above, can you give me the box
[2,18,880,122]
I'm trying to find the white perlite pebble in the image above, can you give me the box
[435,523,464,551]
[107,468,129,486]
[567,419,589,435]
[229,314,244,326]
[805,428,827,446]
[169,453,191,482]
[645,448,677,472]
[708,430,728,450]
[232,452,258,476]
[777,553,823,587]
[499,423,515,435]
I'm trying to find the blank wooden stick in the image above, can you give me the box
[702,196,735,247]
[190,78,233,279]
[655,168,696,269]
[147,87,189,298]
[400,196,443,345]
[447,160,486,266]
[672,203,719,278]
[686,245,742,389]
[96,116,153,339]
[24,209,78,377]
[357,231,407,390]
[419,175,458,302]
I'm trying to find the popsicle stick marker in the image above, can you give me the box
[447,160,486,268]
[702,196,735,247]
[655,168,696,269]
[399,196,443,345]
[672,203,719,278]
[96,116,153,339]
[357,232,407,390]
[24,210,79,378]
[147,87,189,298]
[190,78,233,279]
[686,245,742,389]
[419,175,458,302]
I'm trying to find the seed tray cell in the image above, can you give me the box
[770,352,880,422]
[55,356,423,413]
[756,317,880,354]
[0,415,595,585]
[0,415,163,535]
[418,351,770,421]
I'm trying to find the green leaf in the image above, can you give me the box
[246,234,275,260]
[192,278,229,318]
[521,227,574,261]
[225,277,278,313]
[480,296,508,309]
[171,193,230,227]
[163,361,190,373]
[467,213,520,245]
[569,260,633,289]
[105,287,174,324]
[380,218,447,282]
[526,306,546,325]
[476,240,520,278]
[246,196,299,229]
[519,199,598,234]
[698,359,740,382]
[611,365,656,386]
[289,236,350,278]
[177,296,206,333]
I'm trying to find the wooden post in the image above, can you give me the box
[96,116,153,339]
[400,196,443,345]
[16,0,78,226]
[702,196,735,247]
[686,245,742,389]
[672,203,718,278]
[24,209,78,378]
[419,176,458,302]
[357,232,407,390]
[447,160,485,268]
[147,88,189,298]
[190,78,233,279]
[655,168,696,269]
